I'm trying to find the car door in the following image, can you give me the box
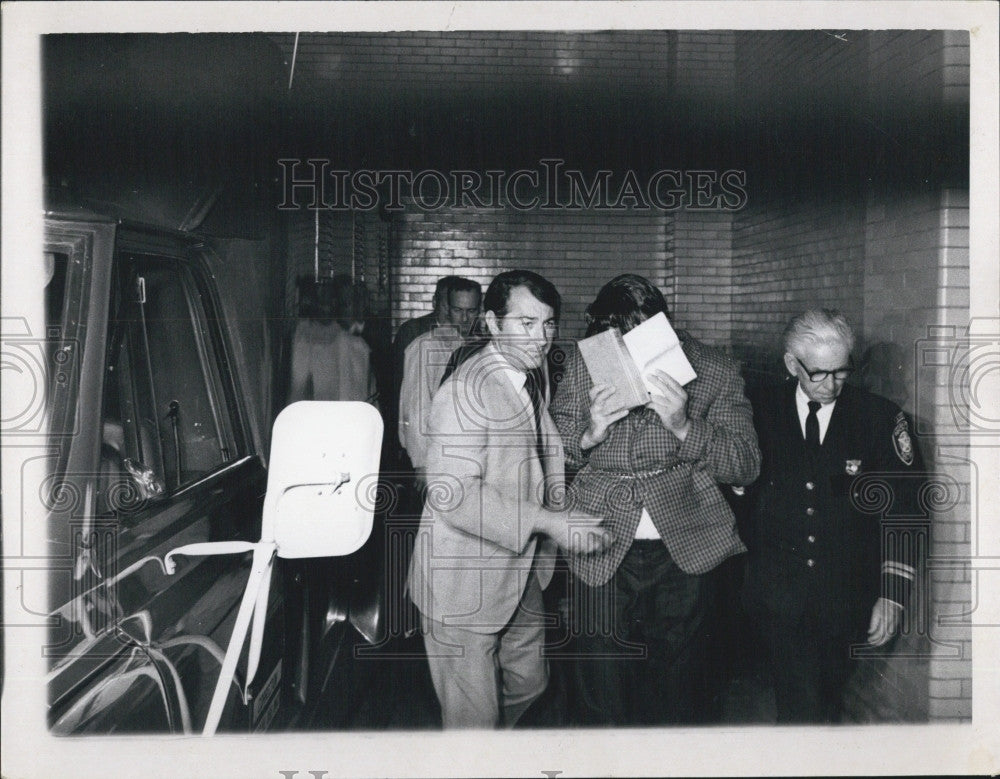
[46,219,274,734]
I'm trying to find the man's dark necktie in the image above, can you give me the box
[806,400,822,448]
[524,370,546,467]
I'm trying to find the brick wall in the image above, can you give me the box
[863,188,969,436]
[674,31,736,106]
[729,30,971,723]
[869,30,965,117]
[911,189,972,723]
[732,29,871,140]
[850,186,968,724]
[672,209,734,347]
[941,30,971,105]
[730,189,866,375]
[391,206,672,342]
[861,29,972,724]
[729,30,870,376]
[276,31,677,95]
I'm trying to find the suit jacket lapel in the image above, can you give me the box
[477,344,564,500]
[821,385,853,462]
[478,344,531,427]
[781,381,806,453]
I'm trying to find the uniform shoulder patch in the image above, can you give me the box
[892,413,915,466]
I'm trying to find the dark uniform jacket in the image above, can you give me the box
[552,332,760,587]
[745,381,922,635]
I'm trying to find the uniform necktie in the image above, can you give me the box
[806,400,822,448]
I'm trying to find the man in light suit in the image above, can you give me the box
[744,309,923,722]
[407,270,611,729]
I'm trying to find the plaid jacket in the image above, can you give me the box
[551,331,760,585]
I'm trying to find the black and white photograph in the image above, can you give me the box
[2,2,998,776]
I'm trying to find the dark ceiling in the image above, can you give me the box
[43,31,968,234]
[268,30,719,171]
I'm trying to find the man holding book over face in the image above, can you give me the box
[551,273,760,726]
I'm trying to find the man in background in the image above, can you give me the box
[393,276,462,370]
[288,275,375,405]
[390,276,472,458]
[744,309,922,723]
[398,276,481,476]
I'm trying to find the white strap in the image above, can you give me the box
[202,542,276,736]
[162,540,276,736]
[163,541,257,574]
[245,556,273,690]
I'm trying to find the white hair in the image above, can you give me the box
[783,309,855,355]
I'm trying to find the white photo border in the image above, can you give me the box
[2,2,998,777]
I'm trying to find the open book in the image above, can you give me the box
[577,312,697,411]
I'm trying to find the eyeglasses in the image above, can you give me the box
[795,355,854,383]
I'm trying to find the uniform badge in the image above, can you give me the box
[844,459,861,476]
[893,412,915,466]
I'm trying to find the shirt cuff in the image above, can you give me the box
[882,560,916,610]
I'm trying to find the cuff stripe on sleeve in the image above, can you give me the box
[882,561,915,580]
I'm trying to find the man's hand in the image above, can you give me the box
[647,370,691,440]
[536,511,613,556]
[412,466,426,494]
[867,597,903,646]
[580,384,629,450]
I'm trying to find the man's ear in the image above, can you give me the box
[483,310,500,337]
[782,352,799,377]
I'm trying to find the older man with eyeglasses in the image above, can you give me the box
[743,309,924,723]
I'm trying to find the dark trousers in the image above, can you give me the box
[761,608,862,724]
[565,540,716,726]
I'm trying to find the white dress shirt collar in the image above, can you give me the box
[795,383,837,444]
[484,341,528,395]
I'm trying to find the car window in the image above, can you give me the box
[100,253,243,509]
[48,226,266,735]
